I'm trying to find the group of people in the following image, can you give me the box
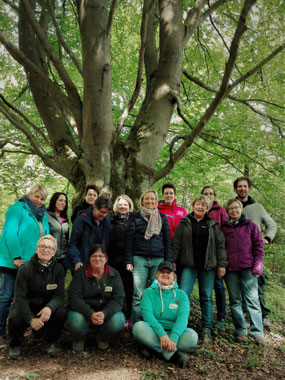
[0,177,277,367]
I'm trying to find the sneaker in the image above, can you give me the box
[97,340,109,351]
[263,317,271,331]
[255,337,265,346]
[8,346,21,360]
[45,343,60,358]
[0,334,7,349]
[176,350,189,368]
[215,319,226,329]
[235,334,246,343]
[72,340,85,353]
[201,328,212,344]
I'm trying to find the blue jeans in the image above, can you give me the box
[131,256,163,323]
[225,270,263,338]
[66,311,125,341]
[0,271,17,335]
[180,268,215,329]
[214,276,227,320]
[133,321,198,361]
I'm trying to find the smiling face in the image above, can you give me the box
[163,187,176,205]
[28,191,46,208]
[156,268,175,286]
[85,189,98,205]
[227,201,242,220]
[235,180,250,201]
[37,238,56,264]
[193,200,208,220]
[89,249,107,271]
[116,198,130,215]
[142,192,157,210]
[55,194,67,214]
[93,206,109,222]
[202,187,215,206]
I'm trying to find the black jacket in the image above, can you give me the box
[68,264,124,321]
[10,254,65,324]
[108,213,133,268]
[65,207,110,270]
[125,212,173,265]
[71,200,92,223]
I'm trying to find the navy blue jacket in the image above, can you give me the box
[125,212,173,264]
[65,207,110,270]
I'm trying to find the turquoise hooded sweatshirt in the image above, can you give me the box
[140,280,190,343]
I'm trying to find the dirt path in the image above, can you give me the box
[1,324,284,380]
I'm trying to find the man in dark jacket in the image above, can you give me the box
[7,235,66,359]
[65,195,112,271]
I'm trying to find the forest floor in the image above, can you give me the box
[1,297,284,380]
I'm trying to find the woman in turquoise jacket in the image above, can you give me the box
[133,261,198,368]
[0,184,49,345]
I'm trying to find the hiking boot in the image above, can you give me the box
[97,340,109,351]
[176,350,189,368]
[215,319,226,329]
[0,334,7,349]
[255,337,265,346]
[8,346,21,360]
[263,317,271,331]
[235,334,246,343]
[201,328,212,344]
[72,340,85,353]
[45,343,60,358]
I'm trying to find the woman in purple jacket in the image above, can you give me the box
[221,199,264,345]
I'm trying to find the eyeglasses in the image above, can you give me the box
[38,245,56,252]
[228,206,241,211]
[90,255,106,259]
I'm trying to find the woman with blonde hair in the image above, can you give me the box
[0,184,49,347]
[125,190,173,323]
[109,195,134,327]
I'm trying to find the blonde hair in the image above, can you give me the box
[36,235,57,251]
[192,195,211,211]
[139,190,158,207]
[113,194,134,213]
[29,184,48,200]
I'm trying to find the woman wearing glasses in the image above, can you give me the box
[7,235,66,359]
[221,199,265,345]
[66,244,125,353]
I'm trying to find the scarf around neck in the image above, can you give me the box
[156,279,176,316]
[140,206,162,240]
[20,194,46,221]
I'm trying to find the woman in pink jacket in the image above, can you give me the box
[221,199,264,345]
[158,183,187,239]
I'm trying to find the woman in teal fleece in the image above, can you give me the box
[133,262,198,368]
[0,184,49,344]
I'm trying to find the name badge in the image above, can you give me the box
[105,286,112,292]
[46,284,57,290]
[169,303,178,309]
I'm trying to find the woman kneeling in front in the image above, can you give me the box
[66,244,125,352]
[133,262,198,368]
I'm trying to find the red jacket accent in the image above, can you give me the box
[85,264,111,277]
[158,200,187,239]
[208,202,228,227]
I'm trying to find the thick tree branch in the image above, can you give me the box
[46,0,83,76]
[154,0,256,182]
[22,0,82,112]
[116,0,156,134]
[184,0,207,46]
[106,0,117,34]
